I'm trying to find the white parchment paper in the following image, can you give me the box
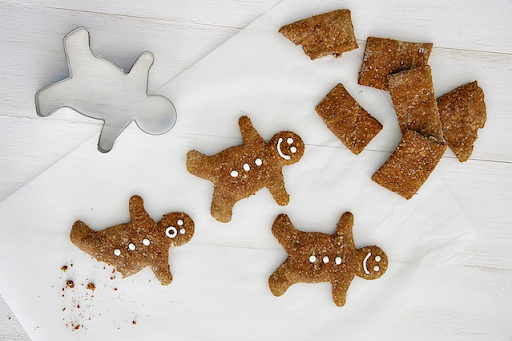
[0,0,476,340]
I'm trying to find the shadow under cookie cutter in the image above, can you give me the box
[35,27,176,153]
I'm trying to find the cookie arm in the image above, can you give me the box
[335,212,354,246]
[128,195,154,224]
[267,172,289,206]
[239,116,264,145]
[271,214,298,250]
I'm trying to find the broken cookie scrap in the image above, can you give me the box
[358,37,433,90]
[315,83,382,154]
[388,65,444,143]
[279,9,358,60]
[372,130,446,199]
[437,81,487,162]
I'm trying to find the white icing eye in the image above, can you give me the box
[166,226,178,238]
[230,170,238,177]
[290,146,297,153]
[287,137,294,144]
[177,219,184,226]
[128,243,135,251]
[243,163,250,171]
[113,249,121,256]
[180,228,186,235]
[143,238,150,246]
[255,158,262,166]
[323,256,329,264]
[335,257,342,265]
[309,255,316,263]
[374,265,380,272]
[375,256,381,262]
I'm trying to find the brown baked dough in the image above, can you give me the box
[269,212,388,307]
[186,116,304,223]
[358,37,433,90]
[437,81,487,162]
[279,9,358,60]
[315,83,382,154]
[70,195,194,285]
[372,130,446,199]
[388,65,444,143]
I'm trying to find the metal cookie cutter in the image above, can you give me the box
[35,27,176,153]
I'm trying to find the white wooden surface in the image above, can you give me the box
[1,0,511,340]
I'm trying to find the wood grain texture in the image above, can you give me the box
[1,0,511,339]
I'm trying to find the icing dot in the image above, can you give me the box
[374,265,380,272]
[166,226,178,238]
[243,163,250,171]
[335,257,342,265]
[128,243,135,251]
[290,146,297,153]
[255,158,262,166]
[143,239,150,246]
[375,256,381,262]
[323,256,329,264]
[180,228,186,235]
[309,255,316,263]
[287,137,294,144]
[230,170,239,177]
[113,249,121,256]
[177,219,184,226]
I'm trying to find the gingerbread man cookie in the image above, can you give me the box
[187,116,304,223]
[269,213,388,307]
[70,195,194,285]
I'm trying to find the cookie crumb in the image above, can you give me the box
[61,265,68,272]
[66,280,74,289]
[86,283,96,291]
[132,321,137,325]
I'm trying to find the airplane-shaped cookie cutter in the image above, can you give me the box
[35,27,176,153]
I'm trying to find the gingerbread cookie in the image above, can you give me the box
[279,9,358,60]
[315,83,382,154]
[358,37,433,90]
[186,116,304,223]
[269,213,388,307]
[437,81,487,162]
[388,65,444,143]
[70,195,194,285]
[372,130,446,199]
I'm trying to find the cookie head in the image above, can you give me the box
[270,132,304,165]
[157,212,194,247]
[356,246,388,280]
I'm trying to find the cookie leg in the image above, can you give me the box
[331,274,354,307]
[268,260,295,297]
[211,187,235,223]
[150,262,173,286]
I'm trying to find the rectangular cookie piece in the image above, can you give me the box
[388,65,444,143]
[315,83,382,154]
[437,81,487,162]
[279,9,358,60]
[372,130,446,199]
[358,37,432,90]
